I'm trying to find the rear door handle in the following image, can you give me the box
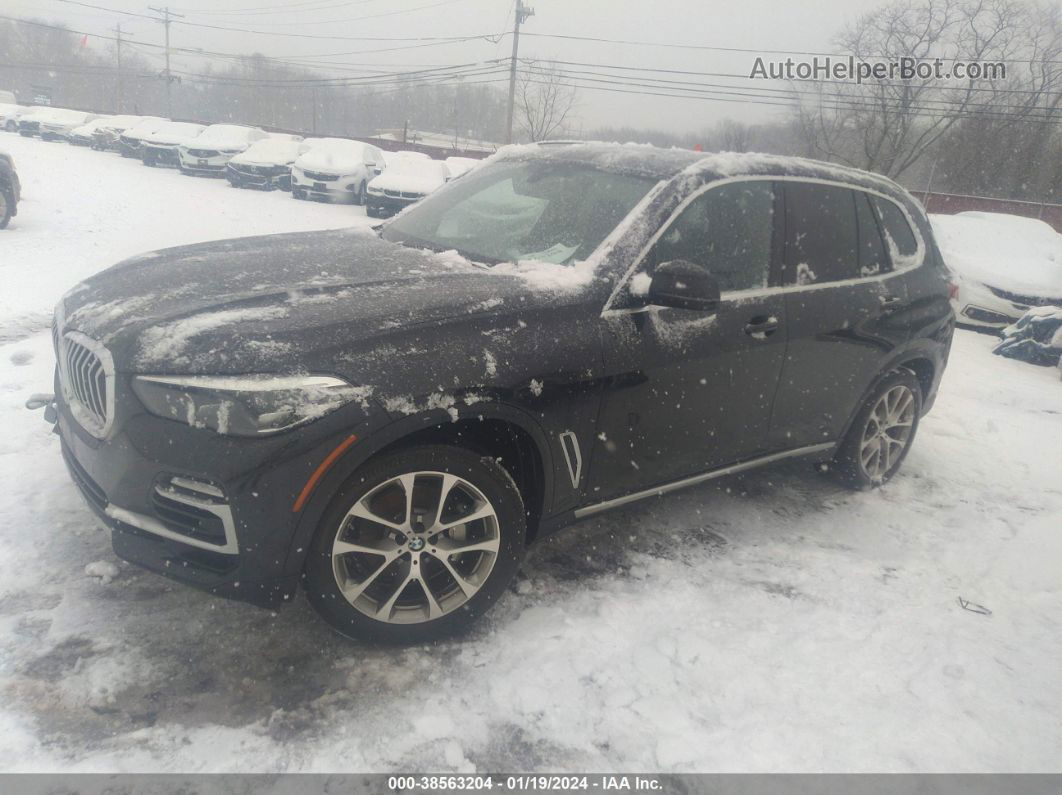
[879,294,902,309]
[744,315,779,338]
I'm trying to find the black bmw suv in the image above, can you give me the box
[45,143,954,642]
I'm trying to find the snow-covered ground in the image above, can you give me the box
[1,135,1061,773]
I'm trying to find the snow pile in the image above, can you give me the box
[84,561,119,585]
[994,305,1062,366]
[930,212,1062,299]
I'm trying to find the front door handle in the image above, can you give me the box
[744,315,779,338]
[879,294,902,309]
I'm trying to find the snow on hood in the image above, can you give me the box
[143,122,206,146]
[181,125,262,151]
[70,118,114,136]
[57,229,570,374]
[369,162,449,195]
[230,139,301,167]
[294,141,372,174]
[124,118,170,140]
[930,212,1062,299]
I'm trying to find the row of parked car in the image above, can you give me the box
[0,103,481,218]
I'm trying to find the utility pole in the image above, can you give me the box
[505,0,534,145]
[112,23,127,113]
[148,6,184,117]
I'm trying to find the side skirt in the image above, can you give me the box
[570,441,837,520]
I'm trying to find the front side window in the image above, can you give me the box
[642,180,775,293]
[783,182,859,286]
[382,161,656,265]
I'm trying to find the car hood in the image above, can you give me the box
[59,228,569,374]
[295,149,361,174]
[370,171,447,195]
[229,151,291,167]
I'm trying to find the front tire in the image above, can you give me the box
[304,444,526,644]
[832,369,922,489]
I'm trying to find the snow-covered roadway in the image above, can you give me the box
[0,134,1060,773]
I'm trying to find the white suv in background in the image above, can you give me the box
[290,138,386,204]
[177,124,268,177]
[141,122,207,167]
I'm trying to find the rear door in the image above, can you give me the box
[589,179,789,498]
[769,182,910,449]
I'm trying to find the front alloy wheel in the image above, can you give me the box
[305,445,525,642]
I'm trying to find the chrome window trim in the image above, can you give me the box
[602,174,926,316]
[573,441,836,518]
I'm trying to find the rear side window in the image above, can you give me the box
[644,180,774,292]
[783,182,859,285]
[855,191,890,276]
[870,195,919,264]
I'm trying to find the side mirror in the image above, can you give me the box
[647,260,720,311]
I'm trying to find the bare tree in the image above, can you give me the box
[716,119,755,151]
[794,0,1057,179]
[515,60,578,142]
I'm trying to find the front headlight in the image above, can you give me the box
[367,186,384,195]
[132,374,365,436]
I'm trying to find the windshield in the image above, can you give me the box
[381,160,655,265]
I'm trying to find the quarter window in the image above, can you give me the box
[870,195,920,264]
[855,191,890,276]
[783,182,859,285]
[643,181,774,293]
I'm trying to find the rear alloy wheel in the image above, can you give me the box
[832,369,922,489]
[305,445,525,643]
[0,187,11,229]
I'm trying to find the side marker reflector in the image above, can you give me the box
[292,434,357,513]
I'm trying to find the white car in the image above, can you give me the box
[0,103,26,133]
[91,114,149,151]
[177,124,268,177]
[38,109,103,141]
[68,117,116,147]
[226,135,304,190]
[366,156,450,218]
[290,138,387,204]
[140,122,207,167]
[443,156,480,178]
[931,211,1062,329]
[117,117,171,158]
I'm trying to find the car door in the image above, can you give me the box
[588,179,789,499]
[768,182,910,449]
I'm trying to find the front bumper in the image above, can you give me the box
[290,170,362,202]
[51,371,376,609]
[366,193,419,217]
[142,144,181,167]
[226,162,291,190]
[953,279,1036,329]
[179,150,235,176]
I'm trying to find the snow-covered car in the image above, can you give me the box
[290,138,386,204]
[443,156,480,179]
[140,122,207,167]
[0,103,26,132]
[365,157,450,218]
[18,107,90,139]
[226,135,304,190]
[67,116,116,147]
[117,117,170,158]
[46,143,955,642]
[37,109,103,142]
[177,124,268,177]
[930,211,1062,329]
[91,114,149,151]
[0,149,19,229]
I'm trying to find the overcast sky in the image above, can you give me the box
[7,0,892,133]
